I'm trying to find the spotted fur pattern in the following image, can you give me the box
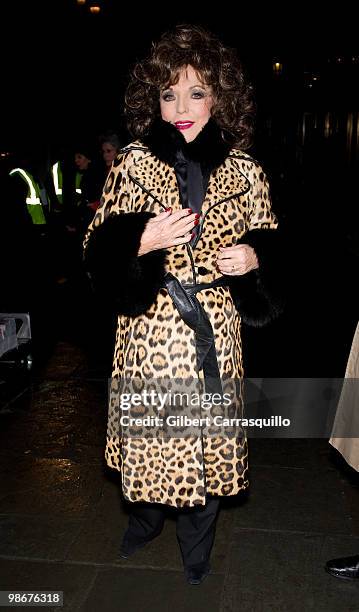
[84,142,278,507]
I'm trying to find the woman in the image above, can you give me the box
[84,24,282,585]
[99,131,122,176]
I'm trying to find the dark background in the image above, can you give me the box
[1,1,358,378]
[2,1,358,150]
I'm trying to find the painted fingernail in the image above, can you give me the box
[195,213,200,219]
[194,219,199,226]
[191,232,195,238]
[187,208,193,214]
[165,207,172,212]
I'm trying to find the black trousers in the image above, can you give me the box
[125,497,220,568]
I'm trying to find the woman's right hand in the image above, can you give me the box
[138,208,199,255]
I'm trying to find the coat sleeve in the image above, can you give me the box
[83,152,166,317]
[228,164,285,327]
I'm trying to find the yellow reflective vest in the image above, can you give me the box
[9,168,47,225]
[51,161,82,206]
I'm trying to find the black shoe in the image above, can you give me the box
[184,561,210,585]
[118,535,149,559]
[118,529,162,560]
[325,554,359,580]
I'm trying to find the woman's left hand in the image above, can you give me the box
[216,244,259,276]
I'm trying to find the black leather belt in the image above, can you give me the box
[163,273,228,394]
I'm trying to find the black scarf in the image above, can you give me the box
[142,116,231,172]
[143,118,231,242]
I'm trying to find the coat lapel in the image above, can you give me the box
[129,149,250,215]
[129,153,180,211]
[200,156,250,217]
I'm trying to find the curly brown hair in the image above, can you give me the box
[124,24,255,150]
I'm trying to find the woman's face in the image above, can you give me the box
[160,65,213,143]
[75,153,90,171]
[102,142,118,167]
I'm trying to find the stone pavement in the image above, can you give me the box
[1,340,359,612]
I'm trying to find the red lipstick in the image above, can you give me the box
[175,121,194,130]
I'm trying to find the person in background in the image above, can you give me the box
[326,321,359,580]
[73,144,103,229]
[54,144,104,285]
[99,131,122,177]
[8,150,50,230]
[1,156,35,311]
[4,150,59,335]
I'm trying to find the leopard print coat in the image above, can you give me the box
[84,127,279,508]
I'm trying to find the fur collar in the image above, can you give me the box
[142,117,231,172]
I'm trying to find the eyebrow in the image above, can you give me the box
[162,84,208,92]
